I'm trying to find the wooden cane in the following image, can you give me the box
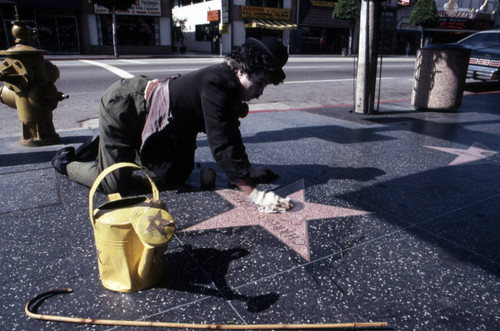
[26,288,388,329]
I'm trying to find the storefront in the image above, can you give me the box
[206,9,221,54]
[91,0,171,55]
[172,1,226,54]
[242,5,297,42]
[172,1,295,54]
[0,0,82,54]
[296,0,350,54]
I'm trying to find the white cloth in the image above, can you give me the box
[249,189,291,213]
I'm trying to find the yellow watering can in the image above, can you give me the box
[89,162,175,292]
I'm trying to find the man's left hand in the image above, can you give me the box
[238,103,249,118]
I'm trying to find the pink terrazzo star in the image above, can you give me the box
[181,179,369,261]
[425,142,498,166]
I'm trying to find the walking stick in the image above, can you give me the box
[26,288,388,329]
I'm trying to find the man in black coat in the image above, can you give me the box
[52,37,291,212]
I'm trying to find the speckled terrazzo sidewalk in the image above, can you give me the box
[1,93,499,330]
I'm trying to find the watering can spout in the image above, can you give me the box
[132,204,174,283]
[137,245,156,280]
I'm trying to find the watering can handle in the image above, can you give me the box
[89,162,160,227]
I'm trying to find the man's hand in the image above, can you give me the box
[249,189,292,213]
[237,102,249,118]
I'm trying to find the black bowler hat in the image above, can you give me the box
[245,37,288,85]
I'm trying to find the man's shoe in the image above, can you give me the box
[75,135,99,162]
[51,147,75,175]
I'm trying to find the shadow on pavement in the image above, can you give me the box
[464,80,500,93]
[162,245,279,313]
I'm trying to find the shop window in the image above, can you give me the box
[35,16,80,53]
[100,15,155,46]
[195,24,211,41]
[56,17,80,53]
[36,17,60,52]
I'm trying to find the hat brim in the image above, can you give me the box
[245,38,286,85]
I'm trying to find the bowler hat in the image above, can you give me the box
[245,37,288,85]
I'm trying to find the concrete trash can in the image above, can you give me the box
[411,43,471,111]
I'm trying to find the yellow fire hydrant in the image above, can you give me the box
[0,20,68,146]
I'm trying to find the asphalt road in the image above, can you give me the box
[1,56,417,137]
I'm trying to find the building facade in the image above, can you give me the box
[89,0,172,55]
[172,0,297,54]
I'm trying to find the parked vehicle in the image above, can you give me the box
[457,29,500,81]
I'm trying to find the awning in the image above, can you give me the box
[244,19,297,30]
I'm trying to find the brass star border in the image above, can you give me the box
[181,180,370,261]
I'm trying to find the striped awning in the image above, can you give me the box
[244,19,297,30]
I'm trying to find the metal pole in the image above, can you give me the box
[355,0,369,114]
[354,0,381,114]
[112,3,118,57]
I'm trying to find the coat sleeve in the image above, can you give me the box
[200,79,251,183]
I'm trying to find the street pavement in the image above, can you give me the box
[0,80,499,330]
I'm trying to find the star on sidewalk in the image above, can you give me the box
[181,179,369,261]
[425,142,498,166]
